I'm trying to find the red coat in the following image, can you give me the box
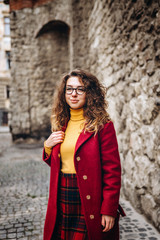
[42,121,124,240]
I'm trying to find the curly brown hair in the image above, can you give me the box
[51,69,111,134]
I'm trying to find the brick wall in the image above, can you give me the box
[10,0,52,11]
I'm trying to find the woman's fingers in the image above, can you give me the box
[51,132,64,139]
[51,131,65,136]
[54,136,64,143]
[101,216,105,228]
[52,133,64,142]
[102,218,109,232]
[51,133,64,143]
[101,215,115,232]
[45,131,65,147]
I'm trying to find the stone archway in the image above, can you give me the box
[29,20,70,138]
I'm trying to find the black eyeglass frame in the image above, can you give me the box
[65,86,86,95]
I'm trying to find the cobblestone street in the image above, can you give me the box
[0,130,159,240]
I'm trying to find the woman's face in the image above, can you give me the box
[65,76,86,109]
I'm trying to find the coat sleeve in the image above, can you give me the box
[99,121,121,217]
[44,141,53,156]
[42,148,52,167]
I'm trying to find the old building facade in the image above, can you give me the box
[0,1,11,126]
[8,0,160,231]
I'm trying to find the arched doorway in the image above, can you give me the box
[29,20,70,138]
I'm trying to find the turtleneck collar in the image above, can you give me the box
[70,108,84,121]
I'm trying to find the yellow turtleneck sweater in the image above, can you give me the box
[44,108,85,173]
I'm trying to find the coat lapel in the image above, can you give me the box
[75,131,94,153]
[62,122,94,154]
[52,143,61,170]
[53,143,61,155]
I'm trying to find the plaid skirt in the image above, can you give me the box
[52,172,88,240]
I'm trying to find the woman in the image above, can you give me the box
[42,69,125,240]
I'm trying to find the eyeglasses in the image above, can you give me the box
[66,86,86,95]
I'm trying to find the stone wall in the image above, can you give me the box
[72,0,160,231]
[10,0,72,139]
[10,0,160,231]
[83,0,160,231]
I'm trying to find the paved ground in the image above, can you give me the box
[0,130,159,240]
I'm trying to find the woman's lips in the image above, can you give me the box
[70,100,79,103]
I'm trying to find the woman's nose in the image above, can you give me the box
[72,89,77,96]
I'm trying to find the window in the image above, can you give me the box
[6,51,11,69]
[4,17,10,36]
[6,85,10,99]
[2,111,8,125]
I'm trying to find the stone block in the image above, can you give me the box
[141,194,156,217]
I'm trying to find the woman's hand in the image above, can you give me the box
[101,215,115,232]
[45,131,65,148]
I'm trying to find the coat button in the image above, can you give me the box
[86,195,91,200]
[90,214,94,219]
[58,153,60,158]
[76,156,81,161]
[83,175,87,180]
